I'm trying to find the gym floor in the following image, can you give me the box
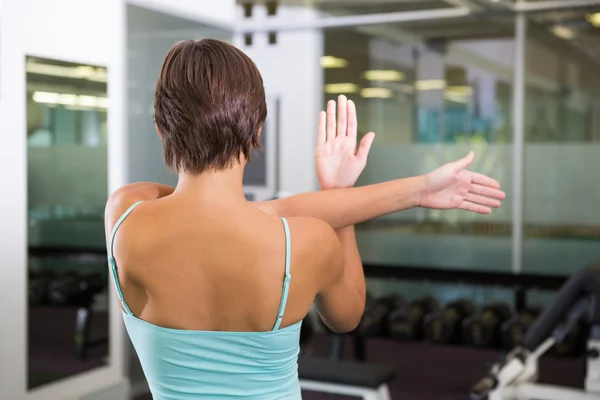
[133,332,584,400]
[29,307,108,389]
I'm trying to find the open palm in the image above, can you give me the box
[420,151,506,214]
[316,96,375,190]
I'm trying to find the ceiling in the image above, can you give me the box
[236,0,600,66]
[314,0,600,66]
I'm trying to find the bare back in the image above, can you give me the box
[106,195,327,333]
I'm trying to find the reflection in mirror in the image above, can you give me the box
[27,56,109,389]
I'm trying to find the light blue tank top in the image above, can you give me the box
[109,201,302,399]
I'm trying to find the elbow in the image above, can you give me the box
[328,317,362,334]
[321,305,365,334]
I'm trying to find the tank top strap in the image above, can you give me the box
[108,200,144,316]
[272,217,292,331]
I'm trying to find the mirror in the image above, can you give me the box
[26,56,109,389]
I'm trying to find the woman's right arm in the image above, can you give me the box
[299,217,366,333]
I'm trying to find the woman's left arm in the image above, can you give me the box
[257,97,504,229]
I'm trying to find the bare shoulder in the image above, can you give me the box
[104,183,155,236]
[285,217,343,284]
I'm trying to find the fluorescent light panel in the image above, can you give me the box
[446,85,473,96]
[415,79,447,91]
[361,88,392,99]
[33,91,108,109]
[321,56,348,69]
[325,83,358,94]
[364,70,404,82]
[552,25,574,40]
[26,62,107,83]
[587,12,600,27]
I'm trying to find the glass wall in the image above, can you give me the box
[323,18,515,278]
[522,29,600,276]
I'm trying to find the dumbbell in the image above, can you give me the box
[463,303,512,348]
[355,294,405,338]
[552,318,588,358]
[500,308,541,351]
[424,299,477,344]
[29,270,56,306]
[387,296,439,341]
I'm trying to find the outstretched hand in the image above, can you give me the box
[316,95,375,190]
[419,151,506,215]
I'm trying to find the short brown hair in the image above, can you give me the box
[154,39,267,174]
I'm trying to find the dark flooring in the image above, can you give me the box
[29,306,108,388]
[133,333,585,400]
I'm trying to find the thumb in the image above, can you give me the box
[453,151,474,172]
[356,132,375,161]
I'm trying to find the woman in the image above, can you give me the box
[105,39,504,399]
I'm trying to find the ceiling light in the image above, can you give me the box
[587,12,600,27]
[26,61,107,82]
[364,70,404,82]
[444,93,469,104]
[552,25,574,40]
[415,79,447,91]
[324,83,358,94]
[32,91,108,109]
[361,88,392,99]
[446,86,473,96]
[321,56,348,69]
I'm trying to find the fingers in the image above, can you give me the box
[347,99,357,139]
[470,183,505,200]
[326,100,336,142]
[317,111,326,145]
[453,151,475,172]
[459,201,492,215]
[356,132,375,161]
[466,193,501,208]
[470,171,501,189]
[337,95,347,138]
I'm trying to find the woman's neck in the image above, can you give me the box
[174,163,247,204]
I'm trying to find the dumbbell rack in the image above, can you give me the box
[343,263,568,363]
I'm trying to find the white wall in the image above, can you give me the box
[234,1,323,194]
[0,0,127,399]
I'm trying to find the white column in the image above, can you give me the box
[235,1,323,194]
[512,13,527,274]
[0,0,127,399]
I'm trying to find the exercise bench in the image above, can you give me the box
[298,357,395,400]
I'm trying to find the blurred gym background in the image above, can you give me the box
[2,0,600,399]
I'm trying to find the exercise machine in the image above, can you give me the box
[471,267,600,400]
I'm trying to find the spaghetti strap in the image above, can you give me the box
[272,217,292,331]
[108,200,144,316]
